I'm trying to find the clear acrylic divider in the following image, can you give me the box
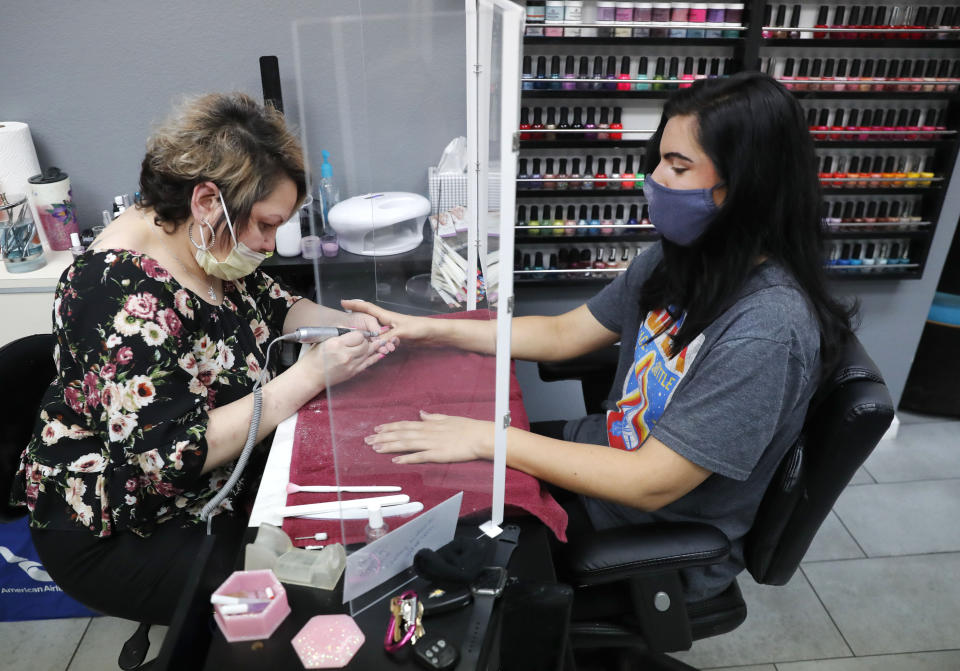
[291,0,520,617]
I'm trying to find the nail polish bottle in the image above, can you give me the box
[570,157,582,190]
[922,59,937,92]
[613,204,625,235]
[911,59,926,92]
[680,57,696,88]
[583,155,595,189]
[856,107,871,142]
[860,59,875,92]
[882,109,897,141]
[617,56,632,91]
[577,204,589,235]
[787,5,800,40]
[531,158,543,189]
[895,58,911,92]
[514,248,522,271]
[795,58,810,91]
[831,5,846,37]
[695,57,708,82]
[557,157,569,190]
[605,55,618,91]
[949,62,960,93]
[516,204,527,233]
[522,252,532,271]
[819,154,833,185]
[652,57,666,90]
[919,108,936,140]
[780,57,795,88]
[528,205,540,236]
[577,56,590,91]
[519,109,531,140]
[545,107,557,141]
[532,107,545,136]
[558,106,571,136]
[610,107,623,140]
[830,108,846,140]
[814,5,830,39]
[850,242,864,266]
[668,57,680,87]
[896,108,911,139]
[939,7,957,41]
[862,242,876,270]
[845,107,858,134]
[846,5,861,40]
[598,108,610,140]
[606,246,619,268]
[609,158,622,190]
[876,200,890,223]
[627,203,639,228]
[518,158,530,187]
[868,155,883,188]
[868,59,884,92]
[621,155,636,189]
[535,56,547,89]
[522,56,533,90]
[708,57,720,79]
[620,246,631,267]
[641,203,650,226]
[860,6,874,39]
[563,246,575,271]
[883,59,898,92]
[770,4,786,38]
[847,155,861,187]
[822,59,836,91]
[593,246,607,270]
[841,201,855,222]
[553,204,566,236]
[589,204,601,235]
[872,5,887,37]
[592,55,605,90]
[563,55,577,90]
[881,155,898,188]
[584,107,597,140]
[571,107,584,140]
[814,108,829,140]
[635,57,650,91]
[601,204,614,235]
[887,201,901,225]
[595,157,608,188]
[912,6,928,40]
[543,158,556,190]
[549,252,558,270]
[533,251,545,278]
[549,55,562,89]
[635,165,645,190]
[853,200,866,223]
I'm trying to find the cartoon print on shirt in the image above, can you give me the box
[607,309,704,451]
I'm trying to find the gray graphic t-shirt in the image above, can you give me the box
[565,244,821,602]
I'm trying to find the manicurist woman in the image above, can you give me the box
[347,72,856,603]
[11,93,394,624]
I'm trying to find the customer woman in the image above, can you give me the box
[346,71,856,603]
[11,92,392,624]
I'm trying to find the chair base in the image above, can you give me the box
[572,647,700,671]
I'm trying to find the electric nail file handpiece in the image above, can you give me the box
[281,326,379,343]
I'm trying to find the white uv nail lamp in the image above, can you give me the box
[327,192,431,256]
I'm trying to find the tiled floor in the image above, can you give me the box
[2,411,958,670]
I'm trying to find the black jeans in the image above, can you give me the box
[31,514,247,626]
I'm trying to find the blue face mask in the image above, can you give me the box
[642,173,724,246]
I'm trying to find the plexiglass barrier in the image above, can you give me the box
[280,0,521,616]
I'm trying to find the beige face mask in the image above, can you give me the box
[193,190,267,281]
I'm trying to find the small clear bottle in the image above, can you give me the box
[364,503,389,544]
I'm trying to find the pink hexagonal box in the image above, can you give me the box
[291,615,365,669]
[211,569,291,642]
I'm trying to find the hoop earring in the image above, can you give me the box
[188,219,216,251]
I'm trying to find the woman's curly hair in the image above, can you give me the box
[139,92,306,232]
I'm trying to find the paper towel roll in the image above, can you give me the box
[0,122,47,248]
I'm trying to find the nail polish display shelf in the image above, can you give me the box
[764,38,960,49]
[525,36,742,47]
[516,189,646,198]
[814,139,952,149]
[819,186,943,195]
[521,139,650,149]
[786,90,953,101]
[523,89,678,99]
[824,229,930,240]
[516,231,659,244]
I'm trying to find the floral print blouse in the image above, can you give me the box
[10,250,302,537]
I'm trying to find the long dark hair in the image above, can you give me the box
[641,71,857,374]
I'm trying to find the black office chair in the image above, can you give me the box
[539,334,894,671]
[0,334,154,670]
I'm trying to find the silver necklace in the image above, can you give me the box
[170,253,217,302]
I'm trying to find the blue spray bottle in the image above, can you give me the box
[318,150,340,232]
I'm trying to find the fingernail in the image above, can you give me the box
[377,339,386,347]
[364,436,374,444]
[379,353,386,359]
[373,425,381,433]
[391,457,401,463]
[380,325,390,332]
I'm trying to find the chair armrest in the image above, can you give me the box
[563,522,730,586]
[537,346,620,383]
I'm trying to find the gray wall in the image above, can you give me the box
[2,0,465,231]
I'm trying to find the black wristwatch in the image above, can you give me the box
[458,525,520,670]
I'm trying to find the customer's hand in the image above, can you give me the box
[363,410,494,464]
[301,330,383,388]
[341,299,441,345]
[337,309,398,354]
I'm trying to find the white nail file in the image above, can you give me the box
[296,501,425,520]
[276,494,409,518]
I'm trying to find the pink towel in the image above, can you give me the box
[281,310,567,546]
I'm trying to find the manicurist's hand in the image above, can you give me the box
[364,410,494,464]
[300,330,384,388]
